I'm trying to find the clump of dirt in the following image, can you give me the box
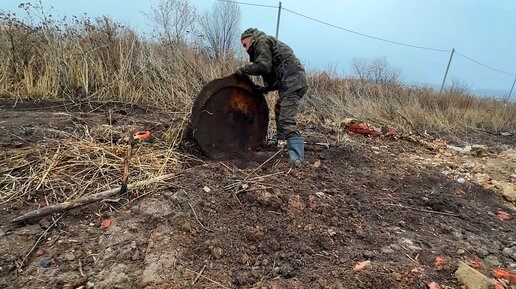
[0,99,514,289]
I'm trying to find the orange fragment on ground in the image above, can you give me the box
[353,260,371,270]
[428,281,441,289]
[384,130,397,137]
[495,210,512,221]
[435,256,447,270]
[494,285,504,289]
[493,268,516,283]
[349,123,379,136]
[100,219,112,229]
[468,259,482,268]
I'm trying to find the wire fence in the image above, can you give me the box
[217,0,516,99]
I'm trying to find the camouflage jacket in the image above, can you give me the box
[241,30,308,95]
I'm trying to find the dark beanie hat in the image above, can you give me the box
[241,28,257,39]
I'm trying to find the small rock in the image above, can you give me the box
[476,247,489,258]
[308,195,319,209]
[86,282,95,289]
[278,263,295,278]
[288,194,305,214]
[483,255,501,267]
[245,226,265,241]
[500,182,515,202]
[64,252,76,261]
[203,186,211,193]
[211,247,223,259]
[241,253,250,265]
[40,257,53,268]
[363,250,375,259]
[457,248,466,255]
[502,247,516,261]
[452,231,463,240]
[381,247,395,254]
[457,178,466,184]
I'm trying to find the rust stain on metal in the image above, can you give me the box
[188,75,269,158]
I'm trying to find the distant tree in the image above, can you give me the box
[147,0,197,45]
[352,56,402,85]
[198,1,240,60]
[445,78,471,96]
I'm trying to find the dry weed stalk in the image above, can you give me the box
[0,135,186,206]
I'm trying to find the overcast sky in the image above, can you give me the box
[2,0,515,96]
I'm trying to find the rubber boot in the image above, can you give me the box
[287,136,304,166]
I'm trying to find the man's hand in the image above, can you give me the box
[235,66,246,76]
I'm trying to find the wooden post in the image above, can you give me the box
[275,2,282,39]
[508,75,516,99]
[440,48,455,94]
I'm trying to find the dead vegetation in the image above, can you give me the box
[0,114,196,209]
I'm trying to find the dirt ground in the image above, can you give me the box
[0,99,515,289]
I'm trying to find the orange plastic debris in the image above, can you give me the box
[434,256,447,270]
[353,260,371,270]
[383,130,397,137]
[428,281,441,289]
[493,268,516,283]
[493,285,504,289]
[495,210,512,221]
[468,259,482,268]
[134,130,151,140]
[100,219,112,229]
[349,123,379,137]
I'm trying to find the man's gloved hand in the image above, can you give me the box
[235,66,246,76]
[254,85,268,94]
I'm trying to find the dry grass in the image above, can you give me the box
[0,124,198,206]
[303,75,516,133]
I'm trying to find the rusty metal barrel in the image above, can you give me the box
[189,74,269,158]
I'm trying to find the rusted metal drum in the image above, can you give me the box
[189,74,269,158]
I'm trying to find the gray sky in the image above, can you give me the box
[2,0,515,97]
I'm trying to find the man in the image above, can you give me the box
[236,28,308,165]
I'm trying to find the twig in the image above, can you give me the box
[229,148,284,202]
[183,267,232,289]
[384,203,461,217]
[20,212,66,268]
[12,173,179,223]
[187,200,212,232]
[405,253,418,264]
[242,149,284,183]
[191,264,207,285]
[78,259,85,277]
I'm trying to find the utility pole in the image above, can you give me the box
[440,48,455,94]
[509,76,516,99]
[275,2,282,39]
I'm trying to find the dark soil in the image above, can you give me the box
[0,99,514,289]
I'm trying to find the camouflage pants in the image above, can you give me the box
[274,86,308,140]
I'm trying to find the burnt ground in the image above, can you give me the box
[0,99,515,289]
